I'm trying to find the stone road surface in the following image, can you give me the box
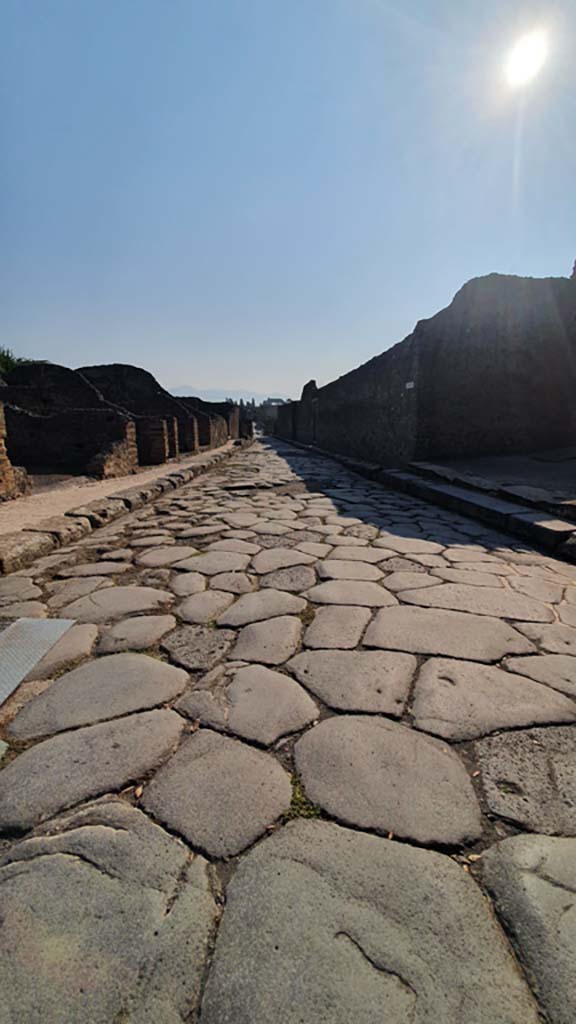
[0,438,575,1023]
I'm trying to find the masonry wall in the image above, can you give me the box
[0,404,18,500]
[277,275,576,463]
[5,407,138,478]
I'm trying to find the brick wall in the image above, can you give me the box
[5,407,138,478]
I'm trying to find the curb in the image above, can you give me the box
[274,437,576,564]
[0,439,253,575]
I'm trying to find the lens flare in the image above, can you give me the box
[505,30,549,87]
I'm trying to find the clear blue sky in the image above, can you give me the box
[2,1,575,398]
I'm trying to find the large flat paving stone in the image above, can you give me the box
[200,819,539,1024]
[0,600,47,619]
[9,652,189,739]
[46,575,114,610]
[505,654,576,698]
[481,834,576,1024]
[0,709,184,832]
[57,561,131,577]
[326,546,391,563]
[0,577,41,605]
[317,560,383,581]
[217,588,305,626]
[402,583,554,622]
[162,624,236,670]
[174,551,251,574]
[177,590,235,623]
[412,658,576,740]
[177,664,318,745]
[209,571,256,594]
[475,725,576,834]
[288,650,415,714]
[0,799,216,1024]
[232,615,302,664]
[295,715,482,845]
[97,614,176,653]
[251,547,316,574]
[170,570,207,596]
[136,544,198,567]
[306,580,397,607]
[515,622,576,656]
[364,607,534,661]
[61,585,174,623]
[304,605,371,649]
[142,730,292,857]
[260,565,317,591]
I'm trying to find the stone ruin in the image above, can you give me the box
[277,273,576,464]
[0,361,251,501]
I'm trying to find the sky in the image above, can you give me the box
[2,1,575,399]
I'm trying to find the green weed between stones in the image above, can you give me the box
[283,776,321,821]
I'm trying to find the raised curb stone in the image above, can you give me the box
[142,730,292,857]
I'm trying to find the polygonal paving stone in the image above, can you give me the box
[142,730,292,857]
[505,655,576,698]
[136,545,198,567]
[481,834,576,1024]
[509,575,565,603]
[232,615,302,665]
[162,624,236,670]
[177,590,235,624]
[297,542,332,558]
[382,571,441,591]
[251,548,316,574]
[325,535,367,546]
[0,601,47,619]
[376,534,444,555]
[402,583,554,622]
[475,726,576,834]
[412,658,576,740]
[57,561,131,577]
[170,571,207,597]
[173,551,251,575]
[177,664,318,745]
[200,819,539,1024]
[364,607,534,661]
[305,581,397,607]
[180,524,224,537]
[45,575,114,610]
[218,589,306,627]
[317,560,383,581]
[431,567,505,587]
[0,799,216,1024]
[260,565,317,592]
[8,653,188,739]
[0,709,184,832]
[559,605,576,627]
[26,624,98,680]
[326,546,392,563]
[515,622,576,655]
[304,606,372,649]
[288,650,415,714]
[0,577,41,606]
[209,571,255,594]
[97,614,176,653]
[208,539,261,554]
[60,585,173,623]
[295,716,482,845]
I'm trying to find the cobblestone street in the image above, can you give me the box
[1,437,575,1022]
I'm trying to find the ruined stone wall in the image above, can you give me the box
[277,275,576,463]
[0,404,18,499]
[5,407,138,478]
[134,417,170,465]
[176,398,228,448]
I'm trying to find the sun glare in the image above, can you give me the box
[505,30,549,87]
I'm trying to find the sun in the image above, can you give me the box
[504,29,549,88]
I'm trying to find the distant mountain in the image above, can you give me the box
[168,386,292,403]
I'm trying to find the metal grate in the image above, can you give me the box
[0,618,74,706]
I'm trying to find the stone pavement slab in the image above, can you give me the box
[97,613,176,652]
[295,715,482,845]
[364,606,534,660]
[142,729,292,857]
[217,588,305,626]
[231,615,302,664]
[303,605,371,649]
[161,624,236,670]
[475,726,576,834]
[288,650,415,713]
[481,834,576,1024]
[177,590,235,623]
[177,664,318,745]
[402,582,554,622]
[505,654,576,698]
[0,798,216,1024]
[412,658,576,740]
[0,709,184,831]
[200,819,539,1024]
[305,580,397,607]
[26,622,98,679]
[61,585,174,623]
